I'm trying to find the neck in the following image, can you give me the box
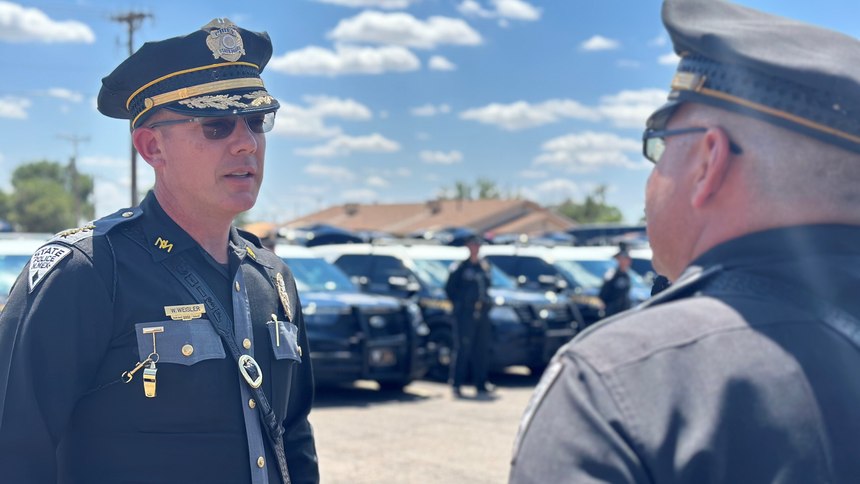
[154,190,233,264]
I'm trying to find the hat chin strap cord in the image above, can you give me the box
[162,254,292,484]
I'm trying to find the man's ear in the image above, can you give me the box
[691,127,735,208]
[132,127,166,169]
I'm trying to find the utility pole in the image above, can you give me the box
[111,11,152,207]
[58,134,89,225]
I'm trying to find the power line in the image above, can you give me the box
[110,11,153,207]
[57,134,90,225]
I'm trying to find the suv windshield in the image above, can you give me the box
[282,257,357,292]
[412,258,518,289]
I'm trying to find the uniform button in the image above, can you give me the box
[297,346,302,357]
[249,398,256,409]
[257,456,265,468]
[234,281,240,292]
[121,211,134,218]
[243,338,252,349]
[181,344,194,356]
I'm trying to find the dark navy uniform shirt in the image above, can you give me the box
[0,191,319,483]
[445,258,492,320]
[599,268,632,317]
[510,225,860,483]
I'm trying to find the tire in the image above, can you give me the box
[426,326,453,382]
[377,379,410,392]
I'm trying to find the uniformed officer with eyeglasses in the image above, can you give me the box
[0,19,319,483]
[511,0,860,482]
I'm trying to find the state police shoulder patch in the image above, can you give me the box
[29,244,72,293]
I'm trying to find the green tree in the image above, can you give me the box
[7,160,94,232]
[476,177,500,199]
[555,184,624,223]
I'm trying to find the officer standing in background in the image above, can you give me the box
[598,247,633,317]
[511,0,860,482]
[445,235,494,398]
[0,20,319,483]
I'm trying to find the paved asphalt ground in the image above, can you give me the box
[309,367,540,484]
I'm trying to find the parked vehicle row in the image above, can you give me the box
[0,232,654,391]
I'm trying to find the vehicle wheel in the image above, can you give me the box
[377,379,410,392]
[527,364,547,377]
[426,326,453,382]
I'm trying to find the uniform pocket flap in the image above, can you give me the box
[268,320,301,363]
[135,320,226,366]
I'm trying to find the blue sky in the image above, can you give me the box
[2,0,859,226]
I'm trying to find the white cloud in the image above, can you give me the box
[411,103,450,117]
[460,88,666,131]
[46,88,83,103]
[270,44,420,76]
[428,55,456,71]
[342,188,378,202]
[519,179,581,206]
[366,175,389,187]
[659,51,680,66]
[649,34,668,47]
[457,0,540,21]
[0,96,30,118]
[493,0,541,20]
[580,35,619,51]
[420,150,463,164]
[295,133,401,157]
[304,163,356,182]
[597,89,667,128]
[273,96,373,138]
[328,11,482,49]
[0,2,95,43]
[518,169,547,179]
[534,131,645,172]
[460,99,599,131]
[314,0,420,8]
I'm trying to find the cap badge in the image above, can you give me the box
[202,18,246,62]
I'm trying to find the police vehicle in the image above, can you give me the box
[275,244,430,390]
[313,243,581,377]
[0,233,52,310]
[478,244,607,325]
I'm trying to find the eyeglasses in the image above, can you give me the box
[642,127,743,164]
[145,112,275,140]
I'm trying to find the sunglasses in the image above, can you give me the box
[642,127,743,164]
[146,112,275,140]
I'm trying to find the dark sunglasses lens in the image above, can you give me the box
[200,118,237,140]
[246,113,275,134]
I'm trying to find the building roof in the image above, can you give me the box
[281,199,577,236]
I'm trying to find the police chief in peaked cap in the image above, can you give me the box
[0,19,319,484]
[510,1,860,482]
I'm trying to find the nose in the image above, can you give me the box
[229,116,260,155]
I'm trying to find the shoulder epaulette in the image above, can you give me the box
[49,207,143,245]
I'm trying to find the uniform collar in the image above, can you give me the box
[692,224,860,271]
[138,191,201,262]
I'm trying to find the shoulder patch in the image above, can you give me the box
[29,244,72,293]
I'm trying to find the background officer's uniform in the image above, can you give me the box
[445,257,493,393]
[510,0,860,482]
[598,265,631,318]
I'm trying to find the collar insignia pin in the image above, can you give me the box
[275,273,293,322]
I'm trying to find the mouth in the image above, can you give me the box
[225,170,254,178]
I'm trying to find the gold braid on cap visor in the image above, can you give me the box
[671,71,860,147]
[127,62,262,127]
